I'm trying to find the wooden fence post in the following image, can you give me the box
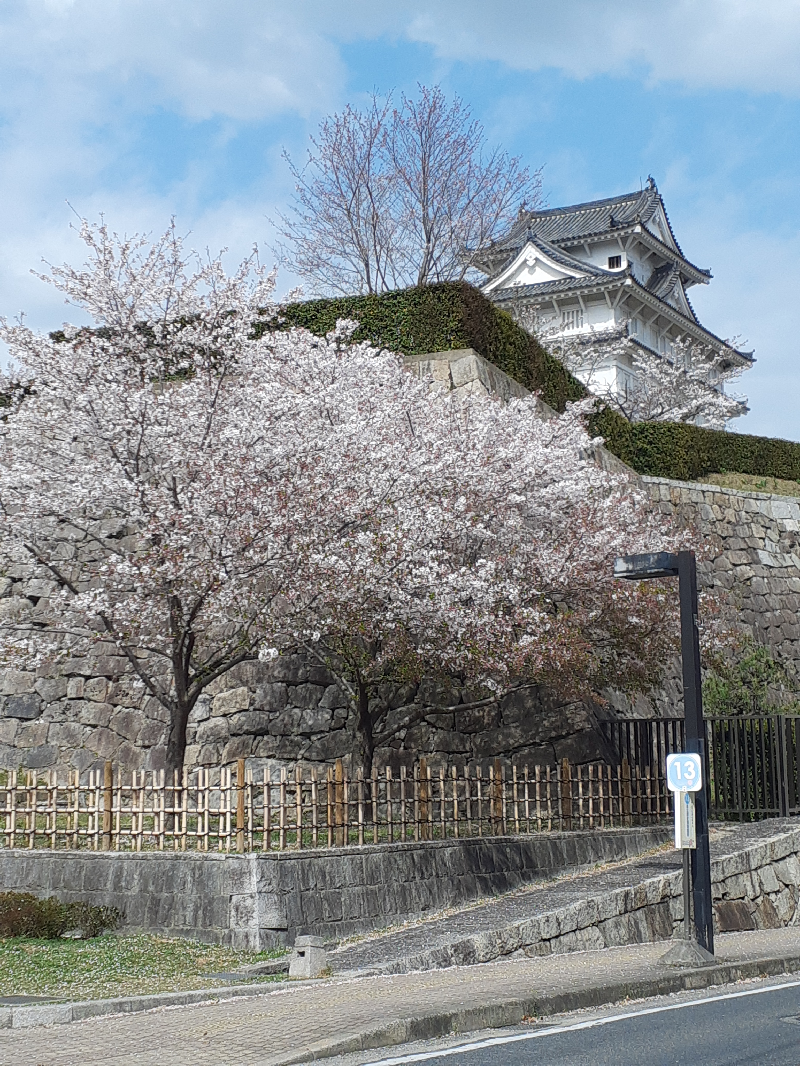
[236,758,246,853]
[621,757,633,826]
[492,758,503,835]
[334,759,345,846]
[561,758,572,831]
[102,761,113,851]
[419,758,430,840]
[295,764,303,850]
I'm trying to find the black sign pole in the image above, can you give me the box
[677,550,714,954]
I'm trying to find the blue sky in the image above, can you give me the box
[1,0,799,441]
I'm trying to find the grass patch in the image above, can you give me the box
[0,933,287,1000]
[697,471,800,498]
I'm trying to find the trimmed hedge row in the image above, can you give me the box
[258,282,587,414]
[262,282,800,484]
[591,410,800,483]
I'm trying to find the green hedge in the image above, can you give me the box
[261,282,800,484]
[258,282,587,413]
[591,408,800,483]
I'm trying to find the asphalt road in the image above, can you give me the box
[351,977,800,1066]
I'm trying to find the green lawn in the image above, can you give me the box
[0,934,287,1000]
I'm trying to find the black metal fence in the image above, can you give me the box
[600,714,800,821]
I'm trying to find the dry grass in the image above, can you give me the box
[0,933,287,1000]
[698,472,800,498]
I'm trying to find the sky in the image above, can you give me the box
[1,0,799,441]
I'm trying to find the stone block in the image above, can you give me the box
[0,719,17,744]
[319,685,347,710]
[66,677,84,699]
[2,694,41,720]
[289,935,328,978]
[87,728,121,758]
[758,865,782,895]
[297,706,334,734]
[196,717,231,743]
[84,677,109,702]
[715,899,755,932]
[47,721,87,748]
[0,669,36,696]
[292,683,326,710]
[18,744,57,769]
[268,655,307,685]
[110,709,144,742]
[35,677,68,702]
[253,682,289,712]
[212,687,250,717]
[754,895,782,929]
[721,873,748,900]
[138,720,167,747]
[75,700,113,728]
[222,736,253,762]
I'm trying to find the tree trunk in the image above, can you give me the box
[165,698,191,775]
[354,677,375,780]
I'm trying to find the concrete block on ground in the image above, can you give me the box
[289,935,328,978]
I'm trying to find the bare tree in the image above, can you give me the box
[276,86,541,295]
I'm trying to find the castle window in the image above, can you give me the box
[608,255,622,269]
[561,308,584,331]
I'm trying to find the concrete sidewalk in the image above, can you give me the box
[3,928,800,1066]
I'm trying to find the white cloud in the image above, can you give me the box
[0,1,348,123]
[402,0,800,96]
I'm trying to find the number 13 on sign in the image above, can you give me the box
[666,753,702,850]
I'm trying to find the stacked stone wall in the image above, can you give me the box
[644,477,800,675]
[3,474,798,774]
[2,347,798,773]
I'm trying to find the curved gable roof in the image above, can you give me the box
[479,179,710,283]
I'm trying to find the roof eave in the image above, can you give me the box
[628,280,754,363]
[556,226,712,285]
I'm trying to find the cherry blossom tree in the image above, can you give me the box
[275,86,541,295]
[1,221,682,775]
[539,326,747,428]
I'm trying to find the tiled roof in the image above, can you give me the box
[526,233,612,276]
[646,262,678,298]
[480,179,711,282]
[644,263,698,321]
[523,188,657,244]
[489,276,622,300]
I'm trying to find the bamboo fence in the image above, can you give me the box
[1,756,673,853]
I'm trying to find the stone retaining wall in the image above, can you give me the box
[0,826,669,950]
[2,348,799,772]
[528,823,800,959]
[340,822,800,975]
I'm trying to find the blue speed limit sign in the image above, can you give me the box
[666,752,703,792]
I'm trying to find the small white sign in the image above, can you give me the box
[666,752,702,792]
[674,790,697,849]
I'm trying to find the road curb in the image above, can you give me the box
[275,952,800,1065]
[0,977,297,1030]
[5,949,800,1048]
